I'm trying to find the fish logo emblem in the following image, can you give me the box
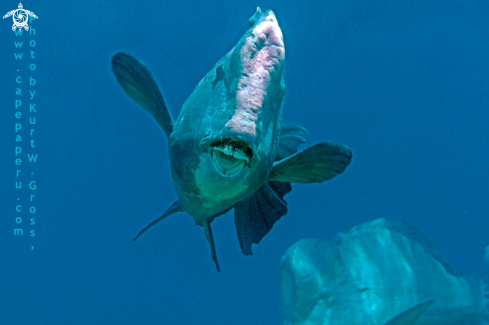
[3,3,38,32]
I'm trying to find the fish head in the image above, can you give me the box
[279,239,347,324]
[169,7,286,218]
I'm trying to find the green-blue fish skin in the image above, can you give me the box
[279,218,489,324]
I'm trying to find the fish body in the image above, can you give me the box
[111,7,352,271]
[279,218,489,324]
[168,9,285,219]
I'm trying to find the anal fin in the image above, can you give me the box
[267,142,352,183]
[384,300,435,325]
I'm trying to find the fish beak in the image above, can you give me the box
[209,137,253,177]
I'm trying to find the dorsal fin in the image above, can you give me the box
[111,52,174,138]
[385,219,456,276]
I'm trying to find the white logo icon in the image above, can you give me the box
[3,3,38,32]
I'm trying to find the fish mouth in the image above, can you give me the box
[210,137,253,177]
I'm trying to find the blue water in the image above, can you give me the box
[1,1,488,324]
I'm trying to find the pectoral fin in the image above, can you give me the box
[111,52,174,138]
[384,300,435,325]
[203,220,220,272]
[267,142,352,183]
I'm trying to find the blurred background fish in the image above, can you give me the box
[279,218,489,325]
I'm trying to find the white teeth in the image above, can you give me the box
[218,145,250,162]
[212,149,246,177]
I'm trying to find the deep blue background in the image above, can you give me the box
[1,1,488,324]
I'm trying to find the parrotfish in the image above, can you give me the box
[111,7,352,272]
[279,218,489,324]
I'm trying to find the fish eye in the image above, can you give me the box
[216,65,224,77]
[212,65,225,89]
